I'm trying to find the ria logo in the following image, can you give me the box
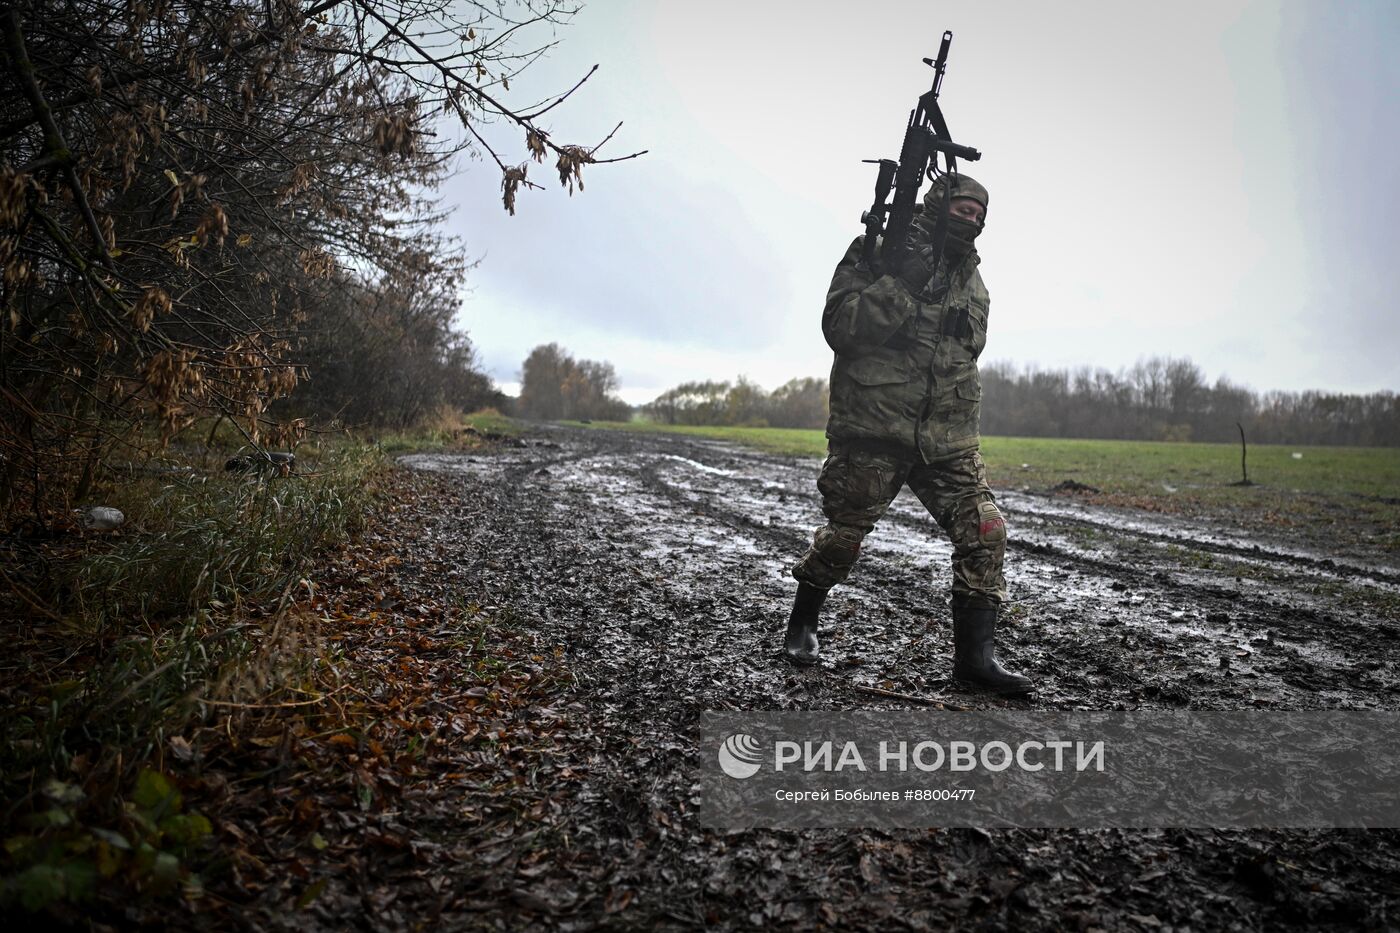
[718,733,763,779]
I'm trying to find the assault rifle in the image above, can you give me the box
[859,31,982,276]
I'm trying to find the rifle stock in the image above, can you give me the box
[860,159,898,271]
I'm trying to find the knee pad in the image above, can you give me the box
[974,498,1006,547]
[813,524,863,568]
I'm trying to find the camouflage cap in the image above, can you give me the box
[923,173,989,216]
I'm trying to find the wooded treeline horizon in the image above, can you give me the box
[511,343,1400,447]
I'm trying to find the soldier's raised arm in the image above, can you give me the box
[821,235,924,355]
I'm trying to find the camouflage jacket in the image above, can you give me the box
[821,231,990,462]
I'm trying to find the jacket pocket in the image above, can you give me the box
[846,352,910,386]
[946,377,982,445]
[829,350,914,440]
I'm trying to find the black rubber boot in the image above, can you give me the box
[784,581,828,665]
[951,599,1034,695]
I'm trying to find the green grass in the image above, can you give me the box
[375,407,524,454]
[561,420,1400,503]
[463,407,523,437]
[71,445,380,625]
[557,420,829,457]
[1,434,392,914]
[1,405,545,914]
[979,436,1400,501]
[6,441,386,758]
[5,404,530,773]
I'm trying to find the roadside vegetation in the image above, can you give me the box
[0,409,511,919]
[1,0,642,919]
[374,407,524,455]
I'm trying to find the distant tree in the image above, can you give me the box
[767,377,829,429]
[520,344,573,419]
[642,381,731,426]
[725,377,769,427]
[518,343,629,421]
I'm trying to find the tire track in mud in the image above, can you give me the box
[812,459,1400,710]
[655,430,1394,710]
[625,453,981,701]
[400,427,1400,930]
[407,437,796,711]
[1000,488,1400,588]
[993,530,1397,707]
[406,428,1400,711]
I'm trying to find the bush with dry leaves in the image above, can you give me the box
[1,0,642,525]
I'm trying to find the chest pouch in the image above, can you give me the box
[941,305,973,339]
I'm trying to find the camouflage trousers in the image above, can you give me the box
[791,441,1008,605]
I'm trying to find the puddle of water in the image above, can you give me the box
[659,453,738,477]
[1001,489,1400,582]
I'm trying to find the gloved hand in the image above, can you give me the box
[894,246,937,296]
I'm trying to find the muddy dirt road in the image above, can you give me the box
[398,425,1400,930]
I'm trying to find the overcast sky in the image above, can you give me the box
[440,0,1398,405]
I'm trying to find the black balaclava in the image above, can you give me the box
[920,173,989,261]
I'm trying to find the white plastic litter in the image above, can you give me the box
[76,506,125,530]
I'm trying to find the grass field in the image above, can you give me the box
[559,419,1400,514]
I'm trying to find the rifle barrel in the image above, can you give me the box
[932,30,953,96]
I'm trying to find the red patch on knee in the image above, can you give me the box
[979,518,1005,536]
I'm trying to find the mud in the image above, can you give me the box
[399,425,1400,930]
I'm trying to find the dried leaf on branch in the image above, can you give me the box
[555,146,594,195]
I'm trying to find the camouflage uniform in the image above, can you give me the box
[793,175,1007,606]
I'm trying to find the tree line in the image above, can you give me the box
[980,358,1400,446]
[641,377,828,429]
[2,0,634,521]
[511,347,832,429]
[622,356,1397,446]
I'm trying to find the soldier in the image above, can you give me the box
[785,173,1032,695]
